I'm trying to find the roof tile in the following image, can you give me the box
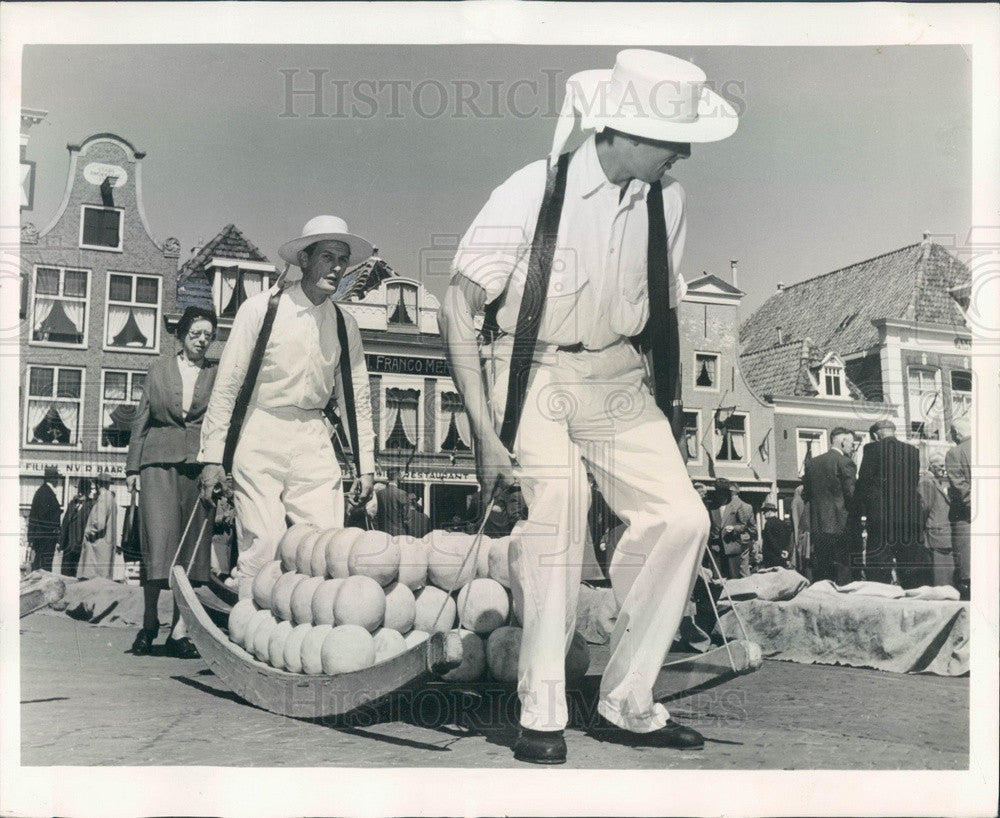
[740,241,971,357]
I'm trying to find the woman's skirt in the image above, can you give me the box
[139,462,212,586]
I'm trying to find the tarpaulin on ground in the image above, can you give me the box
[717,581,969,676]
[50,577,173,627]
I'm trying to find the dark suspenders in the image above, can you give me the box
[222,288,282,473]
[492,152,683,452]
[497,151,571,451]
[331,303,362,478]
[221,288,362,477]
[635,180,685,442]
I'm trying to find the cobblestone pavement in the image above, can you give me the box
[20,610,968,769]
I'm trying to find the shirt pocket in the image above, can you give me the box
[545,246,588,299]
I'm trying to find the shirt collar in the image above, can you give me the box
[577,134,650,203]
[285,281,330,314]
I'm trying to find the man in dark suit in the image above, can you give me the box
[760,502,793,569]
[372,472,413,536]
[802,427,857,584]
[708,478,757,579]
[854,419,923,587]
[27,466,63,572]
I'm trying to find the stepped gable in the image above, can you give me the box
[739,241,971,358]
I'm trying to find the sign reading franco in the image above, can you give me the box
[83,162,128,187]
[21,460,126,478]
[366,353,450,377]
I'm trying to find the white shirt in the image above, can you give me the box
[452,135,687,349]
[177,355,202,416]
[198,282,376,474]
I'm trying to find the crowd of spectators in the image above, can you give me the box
[26,468,120,581]
[791,418,971,598]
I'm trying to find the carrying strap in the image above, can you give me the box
[223,287,283,473]
[631,180,685,444]
[221,290,363,477]
[497,151,571,451]
[330,303,362,478]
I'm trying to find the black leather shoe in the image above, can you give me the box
[592,716,704,750]
[130,629,156,656]
[165,636,201,659]
[513,728,567,765]
[644,719,705,750]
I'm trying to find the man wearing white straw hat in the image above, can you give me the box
[440,49,738,763]
[198,216,376,594]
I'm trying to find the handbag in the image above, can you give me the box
[121,488,142,562]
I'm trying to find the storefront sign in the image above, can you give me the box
[21,460,126,479]
[400,469,476,482]
[366,353,450,377]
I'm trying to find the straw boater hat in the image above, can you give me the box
[549,49,739,163]
[277,216,374,283]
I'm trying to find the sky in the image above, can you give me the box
[21,43,971,315]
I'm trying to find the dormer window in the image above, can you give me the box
[214,267,268,318]
[823,364,844,397]
[386,282,417,327]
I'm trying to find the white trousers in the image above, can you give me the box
[503,341,709,733]
[231,406,344,583]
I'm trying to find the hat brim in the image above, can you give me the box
[278,232,374,268]
[568,68,739,144]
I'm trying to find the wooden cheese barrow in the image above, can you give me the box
[170,564,464,719]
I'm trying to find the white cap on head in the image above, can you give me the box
[549,49,739,164]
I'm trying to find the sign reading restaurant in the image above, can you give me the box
[365,353,450,377]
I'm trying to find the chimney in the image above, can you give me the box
[777,282,784,293]
[922,230,931,242]
[190,238,205,257]
[730,259,739,290]
[776,326,784,345]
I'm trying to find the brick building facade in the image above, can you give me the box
[679,271,776,507]
[19,132,180,527]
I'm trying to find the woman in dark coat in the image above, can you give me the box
[125,307,218,658]
[58,478,94,578]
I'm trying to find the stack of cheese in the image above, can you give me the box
[228,523,592,682]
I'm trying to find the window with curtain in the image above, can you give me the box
[694,352,719,389]
[796,429,828,477]
[950,369,972,422]
[100,370,146,450]
[384,387,420,450]
[80,205,123,250]
[907,367,944,440]
[440,391,471,452]
[217,268,267,318]
[30,265,89,347]
[386,283,418,327]
[714,412,748,462]
[681,410,701,464]
[25,366,83,447]
[106,272,160,351]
